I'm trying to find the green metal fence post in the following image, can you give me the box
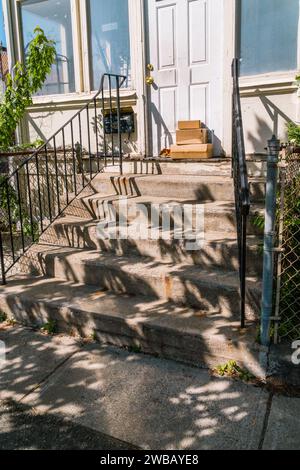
[261,135,281,346]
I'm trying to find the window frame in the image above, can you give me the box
[79,0,134,93]
[237,0,300,82]
[16,0,81,95]
[15,0,134,98]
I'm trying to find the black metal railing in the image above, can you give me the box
[232,58,250,328]
[0,73,126,284]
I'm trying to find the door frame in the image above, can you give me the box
[141,0,236,157]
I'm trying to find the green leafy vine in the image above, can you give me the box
[0,27,56,149]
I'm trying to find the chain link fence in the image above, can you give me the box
[274,148,300,343]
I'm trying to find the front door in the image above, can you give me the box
[146,0,224,156]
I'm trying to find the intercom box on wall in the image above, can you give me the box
[103,108,135,135]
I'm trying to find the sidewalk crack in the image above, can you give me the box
[18,346,82,403]
[258,392,273,449]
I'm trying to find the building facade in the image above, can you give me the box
[2,0,300,157]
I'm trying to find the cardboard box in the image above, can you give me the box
[170,144,213,159]
[178,120,201,130]
[176,129,208,145]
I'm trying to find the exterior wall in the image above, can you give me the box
[239,66,299,157]
[26,92,140,156]
[1,0,299,158]
[3,0,147,156]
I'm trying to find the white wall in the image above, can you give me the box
[26,92,141,156]
[240,75,298,155]
[3,0,299,159]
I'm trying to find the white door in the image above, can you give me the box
[146,0,224,156]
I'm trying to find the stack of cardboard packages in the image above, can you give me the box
[170,120,213,159]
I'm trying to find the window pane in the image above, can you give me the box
[88,0,131,89]
[21,0,75,95]
[240,0,299,76]
[0,1,6,46]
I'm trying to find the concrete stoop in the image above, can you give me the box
[79,173,265,202]
[39,218,262,275]
[0,160,264,374]
[0,276,263,377]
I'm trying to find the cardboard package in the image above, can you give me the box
[178,120,201,130]
[176,129,208,145]
[170,144,213,159]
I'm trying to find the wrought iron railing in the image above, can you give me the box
[232,58,251,328]
[0,73,126,284]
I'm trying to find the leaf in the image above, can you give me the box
[0,27,56,148]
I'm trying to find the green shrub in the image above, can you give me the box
[0,311,7,323]
[214,360,255,382]
[0,27,55,149]
[41,320,57,335]
[287,122,300,145]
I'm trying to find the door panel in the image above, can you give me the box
[147,0,223,156]
[189,0,207,64]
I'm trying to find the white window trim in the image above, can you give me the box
[239,70,297,89]
[15,0,81,95]
[79,0,134,94]
[71,0,83,92]
[79,0,91,92]
[238,0,300,87]
[2,0,15,70]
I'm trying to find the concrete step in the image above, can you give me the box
[91,158,266,178]
[20,245,261,319]
[63,195,264,236]
[86,174,265,202]
[40,216,262,275]
[0,275,261,372]
[115,159,232,176]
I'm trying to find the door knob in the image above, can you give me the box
[146,76,154,86]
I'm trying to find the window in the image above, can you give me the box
[240,0,299,76]
[87,0,131,90]
[20,0,75,95]
[0,2,6,46]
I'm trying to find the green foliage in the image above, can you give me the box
[278,174,300,340]
[287,122,300,145]
[0,174,39,238]
[0,139,44,153]
[127,344,142,354]
[6,317,17,326]
[214,360,255,382]
[0,175,19,231]
[25,27,56,94]
[252,214,265,231]
[0,311,7,323]
[0,27,55,149]
[91,330,98,341]
[278,318,300,340]
[41,320,57,335]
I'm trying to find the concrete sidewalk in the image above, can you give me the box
[0,325,299,450]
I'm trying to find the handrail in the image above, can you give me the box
[232,58,250,328]
[0,73,126,185]
[0,73,127,284]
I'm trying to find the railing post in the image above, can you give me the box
[261,135,280,346]
[232,58,250,328]
[0,231,6,285]
[116,76,123,175]
[240,211,248,328]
